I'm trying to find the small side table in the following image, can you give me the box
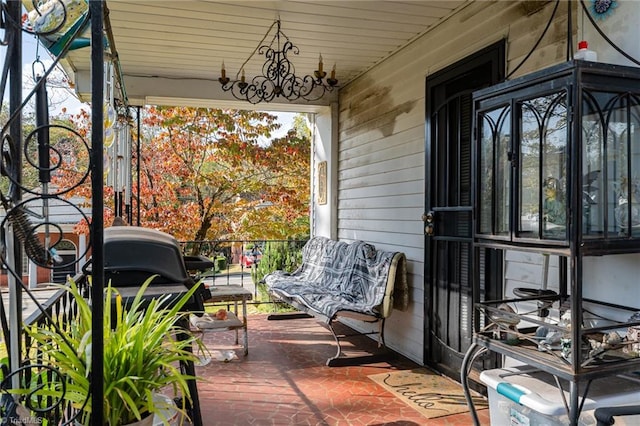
[197,285,252,355]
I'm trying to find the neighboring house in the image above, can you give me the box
[0,194,90,287]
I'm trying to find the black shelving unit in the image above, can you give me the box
[468,60,640,424]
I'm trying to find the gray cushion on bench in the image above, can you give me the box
[264,236,404,320]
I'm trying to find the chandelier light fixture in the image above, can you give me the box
[218,19,338,104]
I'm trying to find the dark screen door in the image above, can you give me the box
[424,42,505,379]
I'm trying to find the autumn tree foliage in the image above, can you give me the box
[138,106,310,242]
[56,106,310,244]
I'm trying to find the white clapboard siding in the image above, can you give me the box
[339,207,419,221]
[504,250,564,324]
[582,253,640,322]
[339,142,423,174]
[504,250,562,292]
[339,165,423,191]
[336,0,569,364]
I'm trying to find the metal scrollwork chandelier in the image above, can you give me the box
[218,19,338,104]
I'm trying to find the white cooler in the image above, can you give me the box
[480,366,640,426]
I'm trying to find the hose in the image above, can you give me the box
[461,342,489,426]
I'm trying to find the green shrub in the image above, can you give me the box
[244,240,305,313]
[252,240,305,285]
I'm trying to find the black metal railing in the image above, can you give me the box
[18,273,88,425]
[180,239,307,301]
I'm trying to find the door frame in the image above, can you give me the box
[424,41,506,371]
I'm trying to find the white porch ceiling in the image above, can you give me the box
[63,0,467,111]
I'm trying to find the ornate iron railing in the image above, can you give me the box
[6,236,306,423]
[19,274,87,425]
[0,0,103,423]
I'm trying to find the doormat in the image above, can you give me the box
[368,368,488,419]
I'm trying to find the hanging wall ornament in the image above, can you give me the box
[590,0,617,20]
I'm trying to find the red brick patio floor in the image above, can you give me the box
[192,313,490,425]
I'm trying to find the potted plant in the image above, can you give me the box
[22,276,204,426]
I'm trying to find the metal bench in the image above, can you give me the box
[264,236,408,366]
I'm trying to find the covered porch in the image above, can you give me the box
[6,0,640,425]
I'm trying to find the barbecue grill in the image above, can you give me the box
[103,226,212,310]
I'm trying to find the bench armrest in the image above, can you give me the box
[379,252,407,318]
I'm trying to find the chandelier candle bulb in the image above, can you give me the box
[331,64,336,80]
[218,61,230,85]
[318,54,323,73]
[241,68,245,83]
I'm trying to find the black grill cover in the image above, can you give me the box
[104,226,209,312]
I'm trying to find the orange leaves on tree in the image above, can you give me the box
[138,106,310,243]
